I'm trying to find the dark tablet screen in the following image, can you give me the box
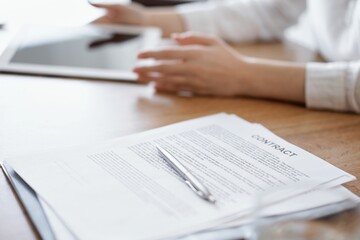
[10,26,144,71]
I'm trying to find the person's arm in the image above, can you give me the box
[240,58,305,103]
[146,9,185,37]
[176,0,306,42]
[91,3,185,37]
[134,32,360,114]
[250,60,360,113]
[91,0,305,40]
[134,33,306,103]
[302,0,360,113]
[306,62,360,113]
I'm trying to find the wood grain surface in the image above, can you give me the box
[0,42,359,240]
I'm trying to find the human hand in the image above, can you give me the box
[91,3,149,26]
[134,32,250,96]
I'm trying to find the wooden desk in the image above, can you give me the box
[0,42,359,240]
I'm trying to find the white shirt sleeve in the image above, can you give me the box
[305,0,360,113]
[176,0,306,43]
[307,0,360,61]
[306,61,360,113]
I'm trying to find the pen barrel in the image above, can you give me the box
[156,145,215,202]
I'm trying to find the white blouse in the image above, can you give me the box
[177,0,360,113]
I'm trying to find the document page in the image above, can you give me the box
[39,186,359,240]
[7,113,355,240]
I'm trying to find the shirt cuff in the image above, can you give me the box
[305,62,348,112]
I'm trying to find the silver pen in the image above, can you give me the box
[156,145,216,204]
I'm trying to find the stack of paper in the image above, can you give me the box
[5,113,358,240]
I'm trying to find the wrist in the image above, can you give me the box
[143,11,185,37]
[234,56,256,96]
[235,57,306,103]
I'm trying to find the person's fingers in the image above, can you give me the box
[134,63,191,75]
[154,82,178,93]
[154,82,210,96]
[154,82,193,92]
[136,72,160,83]
[138,48,200,61]
[136,73,201,92]
[137,73,190,85]
[172,32,220,46]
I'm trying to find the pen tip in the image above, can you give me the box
[207,196,216,204]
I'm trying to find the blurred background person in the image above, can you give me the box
[93,0,360,114]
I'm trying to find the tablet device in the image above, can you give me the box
[0,24,161,81]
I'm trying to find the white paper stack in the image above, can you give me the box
[6,113,358,240]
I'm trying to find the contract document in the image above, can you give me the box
[7,113,355,240]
